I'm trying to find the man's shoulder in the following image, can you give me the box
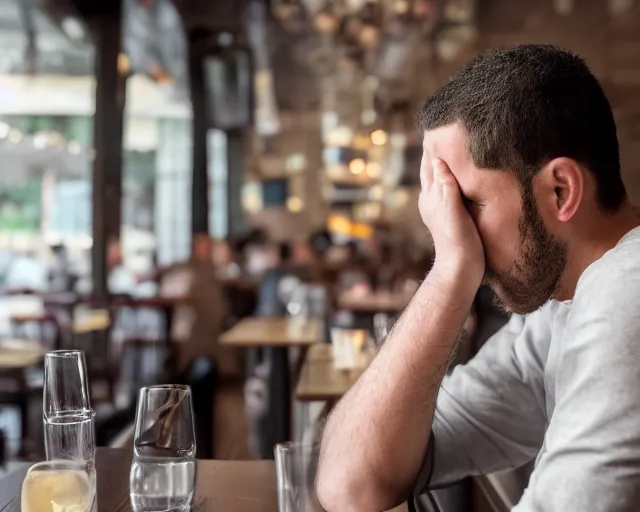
[575,227,640,300]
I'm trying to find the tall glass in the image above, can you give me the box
[275,442,325,512]
[43,351,96,477]
[130,385,197,512]
[22,460,95,512]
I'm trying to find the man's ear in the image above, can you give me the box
[536,157,583,222]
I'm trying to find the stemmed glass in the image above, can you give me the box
[130,385,197,512]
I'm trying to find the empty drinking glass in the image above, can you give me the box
[22,460,95,512]
[330,328,374,370]
[43,351,96,479]
[130,385,197,512]
[373,313,396,347]
[275,442,325,511]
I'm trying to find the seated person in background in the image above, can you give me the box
[254,242,311,317]
[335,241,372,296]
[159,234,231,376]
[318,45,640,512]
[48,243,75,293]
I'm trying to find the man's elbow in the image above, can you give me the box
[316,463,402,512]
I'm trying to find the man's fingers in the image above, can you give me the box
[431,158,450,183]
[420,152,432,191]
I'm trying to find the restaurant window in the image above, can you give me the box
[208,129,228,240]
[0,1,95,292]
[122,0,191,268]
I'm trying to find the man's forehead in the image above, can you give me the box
[422,124,469,162]
[422,124,476,184]
[422,124,517,195]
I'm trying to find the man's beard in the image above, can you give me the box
[484,185,568,314]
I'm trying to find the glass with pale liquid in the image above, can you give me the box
[43,350,97,510]
[21,460,95,512]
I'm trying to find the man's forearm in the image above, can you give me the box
[318,267,477,511]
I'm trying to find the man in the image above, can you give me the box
[317,44,640,511]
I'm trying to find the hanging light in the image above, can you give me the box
[33,133,48,150]
[366,161,382,178]
[393,0,411,15]
[371,129,388,146]
[609,0,634,16]
[68,141,82,155]
[0,122,10,139]
[314,7,340,33]
[8,129,22,144]
[553,0,574,15]
[359,24,381,48]
[444,0,475,23]
[349,158,366,175]
[287,196,304,212]
[203,32,253,130]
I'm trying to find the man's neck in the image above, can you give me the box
[556,204,640,301]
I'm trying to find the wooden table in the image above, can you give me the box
[0,340,44,456]
[114,295,189,381]
[221,317,323,457]
[73,309,112,335]
[296,343,369,402]
[220,317,323,347]
[0,448,278,511]
[0,340,44,369]
[338,292,410,314]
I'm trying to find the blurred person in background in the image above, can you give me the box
[319,45,640,512]
[48,243,74,293]
[143,234,232,376]
[336,241,372,296]
[243,229,279,277]
[213,238,241,279]
[107,237,136,295]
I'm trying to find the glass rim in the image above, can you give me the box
[45,350,85,358]
[140,384,192,392]
[26,459,89,472]
[274,441,320,453]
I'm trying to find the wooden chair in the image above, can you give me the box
[9,313,59,351]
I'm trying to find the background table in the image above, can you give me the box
[337,292,410,314]
[0,340,44,455]
[220,317,322,347]
[221,317,323,456]
[296,343,368,402]
[0,448,278,511]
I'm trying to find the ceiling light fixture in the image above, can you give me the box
[349,158,366,175]
[0,122,9,139]
[371,129,388,146]
[61,17,85,40]
[8,129,22,144]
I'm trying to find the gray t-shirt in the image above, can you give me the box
[416,226,640,511]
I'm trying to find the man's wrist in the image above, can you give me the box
[426,259,482,301]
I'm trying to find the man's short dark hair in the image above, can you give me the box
[418,44,626,212]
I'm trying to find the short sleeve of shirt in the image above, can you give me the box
[414,307,555,494]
